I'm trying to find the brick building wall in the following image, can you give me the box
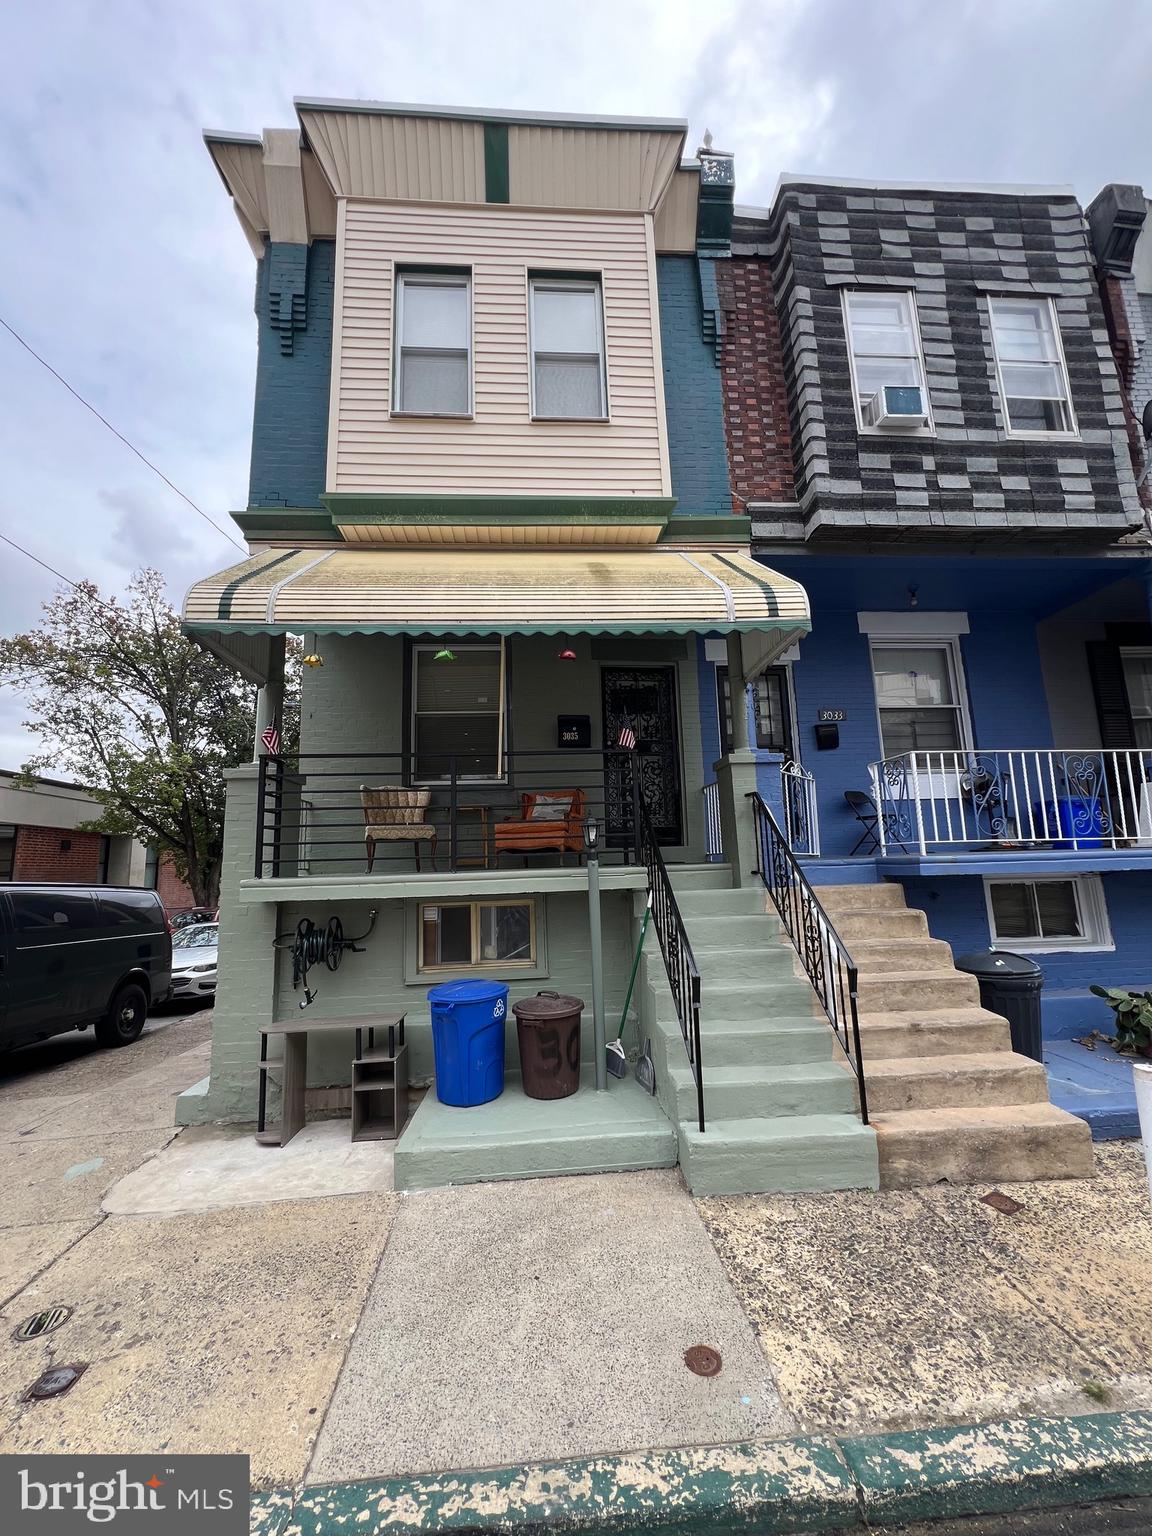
[655,255,734,519]
[155,854,197,912]
[11,825,103,882]
[249,239,335,509]
[716,256,795,512]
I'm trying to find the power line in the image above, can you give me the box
[0,530,137,620]
[0,313,246,554]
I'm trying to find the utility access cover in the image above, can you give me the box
[683,1344,723,1377]
[13,1306,73,1342]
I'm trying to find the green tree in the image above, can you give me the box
[1,568,263,906]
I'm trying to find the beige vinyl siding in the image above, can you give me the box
[653,168,699,253]
[507,127,682,212]
[300,109,485,203]
[330,201,669,498]
[208,140,268,232]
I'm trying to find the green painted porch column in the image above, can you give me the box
[713,632,760,887]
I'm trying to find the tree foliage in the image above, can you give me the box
[1,568,265,906]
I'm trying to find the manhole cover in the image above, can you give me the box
[981,1190,1024,1216]
[14,1306,73,1342]
[23,1364,87,1402]
[684,1344,723,1377]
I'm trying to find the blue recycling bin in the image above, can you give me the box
[428,979,509,1107]
[1039,797,1106,850]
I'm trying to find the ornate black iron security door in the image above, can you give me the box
[601,667,683,846]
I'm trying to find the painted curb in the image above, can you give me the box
[256,1410,1152,1535]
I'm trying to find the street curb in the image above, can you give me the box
[258,1410,1152,1535]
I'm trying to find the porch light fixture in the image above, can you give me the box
[907,584,919,609]
[582,817,602,855]
[302,652,325,668]
[557,646,577,661]
[433,647,457,663]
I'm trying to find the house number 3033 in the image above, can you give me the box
[818,709,846,722]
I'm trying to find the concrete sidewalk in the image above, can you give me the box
[3,1017,1152,1532]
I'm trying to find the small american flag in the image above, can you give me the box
[616,717,637,751]
[261,718,281,755]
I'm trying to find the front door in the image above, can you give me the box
[601,667,683,846]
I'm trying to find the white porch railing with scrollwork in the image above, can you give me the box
[702,781,724,861]
[869,749,1152,855]
[781,759,820,856]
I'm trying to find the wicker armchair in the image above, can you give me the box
[493,789,586,863]
[361,785,438,872]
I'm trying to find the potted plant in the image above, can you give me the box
[1088,985,1152,1058]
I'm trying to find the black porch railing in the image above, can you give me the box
[254,749,650,879]
[637,790,704,1133]
[749,792,869,1124]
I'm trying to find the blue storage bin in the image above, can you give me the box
[1038,797,1106,850]
[427,979,508,1107]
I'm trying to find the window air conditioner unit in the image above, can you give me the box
[863,385,925,429]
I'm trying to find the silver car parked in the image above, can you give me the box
[169,923,218,1001]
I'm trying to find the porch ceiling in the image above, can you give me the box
[182,547,811,657]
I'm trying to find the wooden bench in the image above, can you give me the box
[256,1014,407,1148]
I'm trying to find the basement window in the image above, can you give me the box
[984,874,1112,952]
[419,900,536,971]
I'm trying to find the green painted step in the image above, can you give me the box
[679,1113,880,1195]
[685,913,782,945]
[666,1059,858,1120]
[654,978,816,1023]
[674,887,770,917]
[668,865,733,891]
[646,1010,839,1072]
[692,946,798,980]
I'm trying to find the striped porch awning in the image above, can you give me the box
[182,546,810,681]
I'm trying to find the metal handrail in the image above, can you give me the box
[749,791,868,1124]
[636,782,704,1132]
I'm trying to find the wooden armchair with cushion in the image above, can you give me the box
[361,785,438,872]
[493,789,587,863]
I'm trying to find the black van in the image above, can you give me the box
[0,885,172,1051]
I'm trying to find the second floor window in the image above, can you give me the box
[843,290,929,430]
[988,297,1075,435]
[529,276,607,419]
[394,271,471,416]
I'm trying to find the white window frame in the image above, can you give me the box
[392,269,473,418]
[841,288,934,436]
[983,873,1113,953]
[528,274,609,421]
[987,295,1078,440]
[410,639,506,785]
[868,636,974,763]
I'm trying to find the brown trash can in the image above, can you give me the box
[512,991,584,1100]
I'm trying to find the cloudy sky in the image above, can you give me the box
[2,0,1151,768]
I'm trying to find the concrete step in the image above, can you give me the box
[856,1007,1013,1059]
[655,978,816,1024]
[850,937,955,974]
[685,914,783,946]
[871,1102,1095,1189]
[679,1113,880,1196]
[864,1051,1050,1113]
[831,908,929,941]
[669,865,733,891]
[814,883,908,911]
[691,946,797,980]
[675,887,770,918]
[693,1017,839,1068]
[667,1059,858,1121]
[855,969,980,1012]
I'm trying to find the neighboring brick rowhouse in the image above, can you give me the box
[716,258,795,511]
[12,825,102,882]
[249,239,335,510]
[155,855,196,912]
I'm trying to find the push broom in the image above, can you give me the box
[606,892,655,1092]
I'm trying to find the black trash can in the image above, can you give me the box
[512,991,584,1100]
[954,950,1044,1061]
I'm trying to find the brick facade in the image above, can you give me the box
[747,182,1142,544]
[248,239,335,509]
[716,257,795,512]
[155,854,197,912]
[11,825,103,882]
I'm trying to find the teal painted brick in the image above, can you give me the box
[249,239,335,509]
[657,255,733,519]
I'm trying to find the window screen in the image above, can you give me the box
[844,290,926,407]
[413,645,503,779]
[395,273,471,414]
